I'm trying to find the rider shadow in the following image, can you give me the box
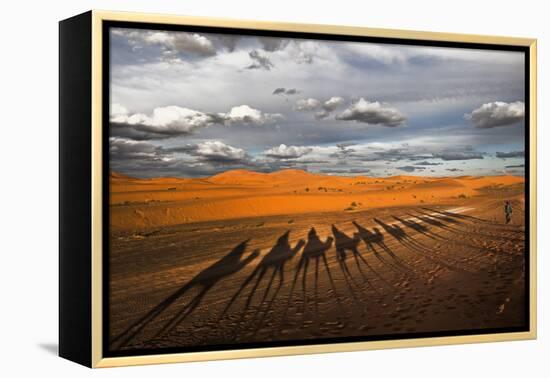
[110,239,259,349]
[286,227,335,322]
[352,221,411,277]
[222,231,305,336]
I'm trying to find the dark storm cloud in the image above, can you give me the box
[258,37,289,52]
[352,148,431,163]
[432,152,484,161]
[337,142,356,149]
[505,164,525,169]
[465,101,525,128]
[414,161,442,166]
[111,138,251,165]
[110,138,259,178]
[496,150,524,158]
[272,87,300,96]
[110,123,175,140]
[397,166,426,173]
[335,98,406,127]
[109,137,164,160]
[245,50,274,70]
[111,29,525,178]
[112,158,250,179]
[108,138,226,178]
[446,168,463,172]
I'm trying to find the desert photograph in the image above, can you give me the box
[107,27,527,353]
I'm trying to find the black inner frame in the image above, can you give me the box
[102,20,531,358]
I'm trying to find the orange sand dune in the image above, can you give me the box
[110,169,524,231]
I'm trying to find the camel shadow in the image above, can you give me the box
[331,225,372,301]
[222,231,304,337]
[110,239,258,348]
[352,221,411,277]
[286,227,335,323]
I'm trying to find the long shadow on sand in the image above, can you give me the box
[409,211,459,234]
[373,218,469,273]
[285,228,336,324]
[110,240,259,349]
[331,225,377,302]
[422,207,524,233]
[353,221,412,278]
[221,231,304,337]
[392,215,446,242]
[416,210,524,243]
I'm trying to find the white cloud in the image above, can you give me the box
[110,103,129,119]
[111,105,220,136]
[322,96,345,111]
[465,101,525,128]
[264,144,313,159]
[195,141,247,161]
[315,96,345,119]
[294,98,321,111]
[344,43,407,64]
[111,104,283,139]
[336,98,406,127]
[223,105,282,125]
[114,29,216,57]
[432,152,484,161]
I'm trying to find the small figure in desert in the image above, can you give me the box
[504,201,513,224]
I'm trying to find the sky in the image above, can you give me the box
[109,27,526,178]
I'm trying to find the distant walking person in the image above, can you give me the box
[504,201,513,224]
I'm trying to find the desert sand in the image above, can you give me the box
[108,170,526,352]
[110,169,523,231]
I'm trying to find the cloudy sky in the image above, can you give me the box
[109,27,526,178]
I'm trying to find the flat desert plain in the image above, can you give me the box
[108,169,526,352]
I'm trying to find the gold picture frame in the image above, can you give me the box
[59,9,537,368]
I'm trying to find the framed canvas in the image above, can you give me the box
[59,10,537,368]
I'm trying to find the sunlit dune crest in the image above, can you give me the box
[109,169,524,231]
